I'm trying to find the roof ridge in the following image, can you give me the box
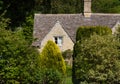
[92,13,120,16]
[35,13,83,16]
[35,13,120,16]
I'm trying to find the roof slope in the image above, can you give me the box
[33,13,120,47]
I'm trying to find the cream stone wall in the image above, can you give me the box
[40,21,74,52]
[112,21,120,34]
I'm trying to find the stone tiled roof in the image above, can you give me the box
[33,13,120,47]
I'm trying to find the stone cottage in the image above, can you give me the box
[32,0,120,52]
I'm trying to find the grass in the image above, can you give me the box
[64,77,72,84]
[62,65,72,84]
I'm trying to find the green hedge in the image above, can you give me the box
[72,34,120,84]
[76,26,112,42]
[35,68,63,84]
[72,26,112,84]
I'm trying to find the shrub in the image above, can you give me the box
[72,34,120,84]
[76,26,112,42]
[0,27,40,84]
[34,68,62,84]
[62,49,73,60]
[40,40,66,75]
[73,26,112,84]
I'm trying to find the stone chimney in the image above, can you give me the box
[84,0,92,17]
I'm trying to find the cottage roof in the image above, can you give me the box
[33,13,120,47]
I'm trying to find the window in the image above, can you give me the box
[54,36,63,46]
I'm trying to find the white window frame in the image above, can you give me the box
[54,36,63,47]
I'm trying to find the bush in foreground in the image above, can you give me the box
[73,34,120,84]
[39,40,66,84]
[40,40,66,75]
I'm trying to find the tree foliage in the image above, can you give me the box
[22,15,34,44]
[35,0,120,14]
[73,34,120,84]
[40,40,66,75]
[35,68,63,84]
[35,0,83,13]
[39,40,66,84]
[92,0,120,13]
[0,17,40,83]
[0,0,3,10]
[76,26,112,42]
[1,0,35,29]
[62,49,73,60]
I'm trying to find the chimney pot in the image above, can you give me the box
[84,0,92,17]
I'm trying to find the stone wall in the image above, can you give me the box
[40,21,74,52]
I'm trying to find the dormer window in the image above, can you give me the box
[54,36,63,46]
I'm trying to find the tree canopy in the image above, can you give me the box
[92,0,120,13]
[73,34,120,84]
[0,16,40,84]
[40,40,66,75]
[1,0,35,29]
[72,26,120,84]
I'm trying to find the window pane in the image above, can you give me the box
[54,37,58,44]
[54,36,63,46]
[58,37,62,46]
